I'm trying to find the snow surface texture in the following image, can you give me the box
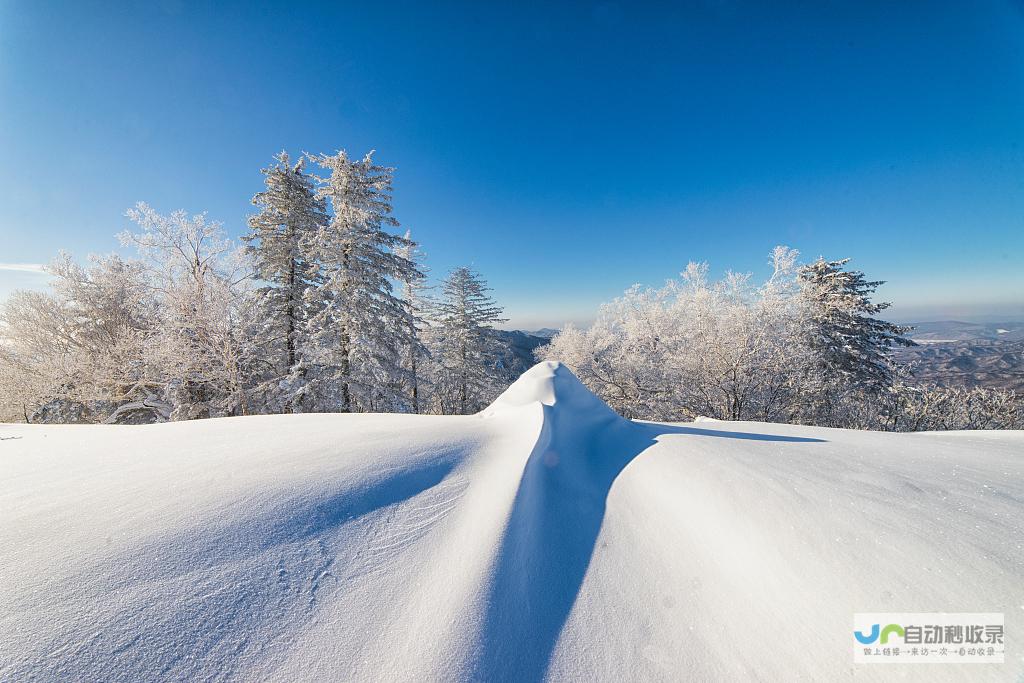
[2,361,1023,681]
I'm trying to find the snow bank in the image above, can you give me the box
[1,362,1023,681]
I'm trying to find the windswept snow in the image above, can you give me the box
[2,362,1023,681]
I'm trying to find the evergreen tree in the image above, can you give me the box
[242,152,327,412]
[431,267,507,414]
[304,150,421,412]
[797,257,914,394]
[395,230,430,413]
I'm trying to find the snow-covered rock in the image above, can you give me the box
[1,362,1022,681]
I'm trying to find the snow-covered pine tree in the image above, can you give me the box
[304,150,421,412]
[797,257,914,397]
[242,152,327,413]
[395,230,430,413]
[430,267,507,415]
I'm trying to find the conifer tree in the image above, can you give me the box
[395,230,430,413]
[304,150,421,412]
[797,257,914,394]
[242,152,327,412]
[431,267,507,414]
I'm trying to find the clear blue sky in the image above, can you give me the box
[1,1,1022,328]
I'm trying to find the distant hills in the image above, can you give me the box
[897,321,1024,391]
[520,328,559,339]
[494,330,551,376]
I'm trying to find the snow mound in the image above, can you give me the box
[2,363,1023,681]
[481,360,620,420]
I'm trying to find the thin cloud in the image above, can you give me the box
[0,263,47,274]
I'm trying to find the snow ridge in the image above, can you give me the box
[482,360,621,420]
[472,362,656,679]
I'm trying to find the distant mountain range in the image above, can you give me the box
[896,321,1024,391]
[520,328,559,339]
[902,320,1024,342]
[494,330,551,376]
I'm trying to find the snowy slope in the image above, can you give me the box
[2,362,1023,681]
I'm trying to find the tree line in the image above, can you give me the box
[2,154,1019,431]
[0,151,511,423]
[537,247,1022,431]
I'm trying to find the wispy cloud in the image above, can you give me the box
[0,263,47,274]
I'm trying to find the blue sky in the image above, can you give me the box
[1,1,1022,328]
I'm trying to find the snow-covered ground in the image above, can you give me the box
[2,362,1022,681]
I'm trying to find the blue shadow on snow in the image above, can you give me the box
[469,420,824,681]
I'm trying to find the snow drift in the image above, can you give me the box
[1,361,1023,681]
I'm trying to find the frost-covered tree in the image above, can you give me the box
[241,152,327,413]
[539,249,941,427]
[303,150,422,412]
[832,380,1022,432]
[665,249,814,422]
[539,248,809,421]
[395,230,430,413]
[0,253,158,423]
[428,267,507,415]
[0,337,44,423]
[795,257,914,424]
[540,285,672,419]
[121,203,251,420]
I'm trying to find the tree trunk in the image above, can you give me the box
[411,352,419,414]
[340,327,351,413]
